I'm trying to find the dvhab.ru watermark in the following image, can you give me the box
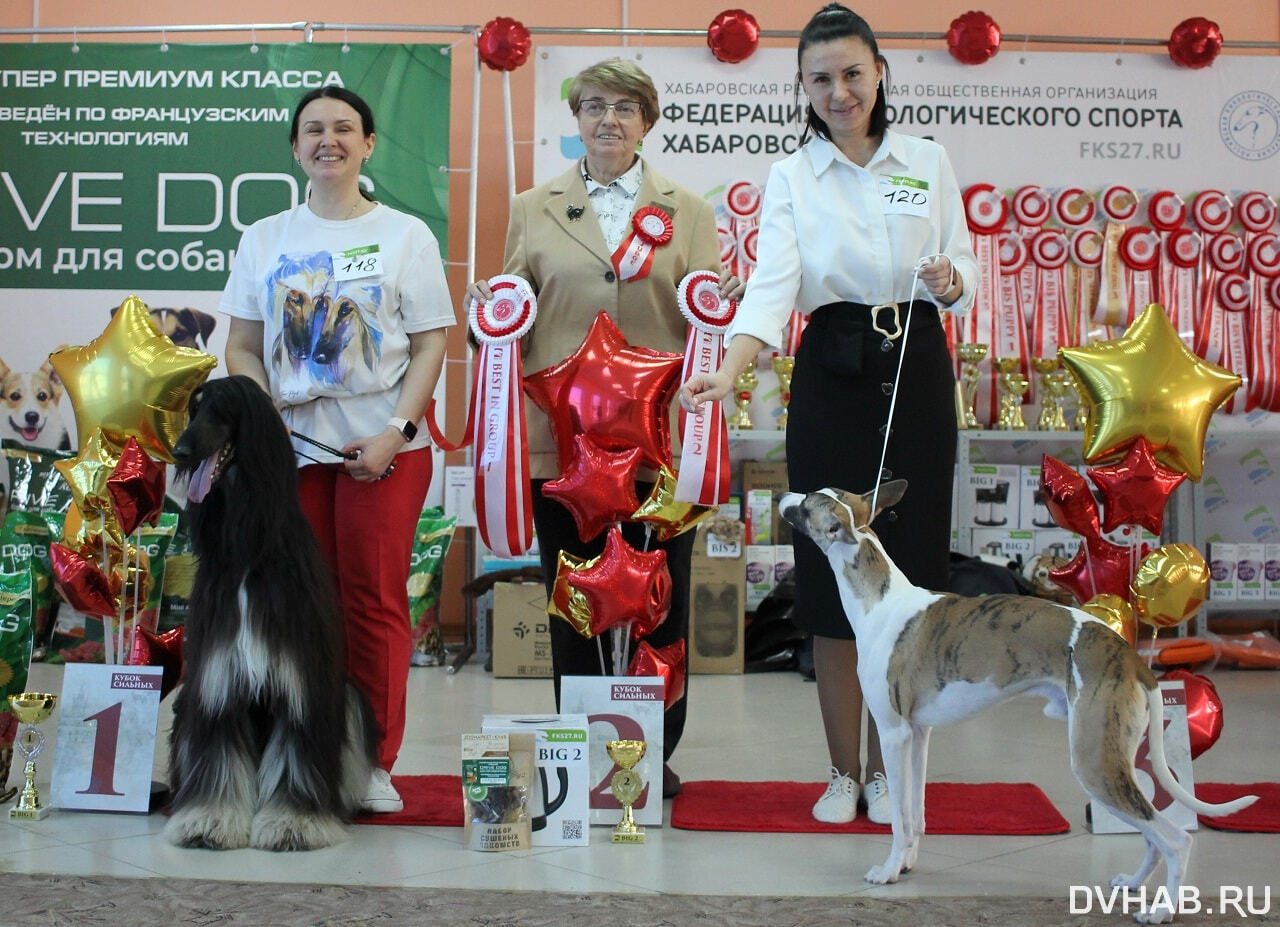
[1070,885,1272,918]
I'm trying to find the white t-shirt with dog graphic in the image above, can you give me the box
[220,202,455,463]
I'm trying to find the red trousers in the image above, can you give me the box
[296,447,432,772]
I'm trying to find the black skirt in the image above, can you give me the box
[785,300,958,640]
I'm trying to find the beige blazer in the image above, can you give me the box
[503,160,722,479]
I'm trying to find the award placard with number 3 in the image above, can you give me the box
[50,664,163,813]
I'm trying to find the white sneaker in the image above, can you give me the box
[864,772,892,825]
[361,768,403,814]
[812,766,858,823]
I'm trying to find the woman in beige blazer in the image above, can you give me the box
[470,58,742,798]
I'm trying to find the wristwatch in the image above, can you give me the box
[388,416,418,442]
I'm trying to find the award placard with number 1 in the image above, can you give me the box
[50,664,163,814]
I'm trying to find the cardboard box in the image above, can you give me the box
[970,528,1037,567]
[964,464,1020,529]
[744,544,776,611]
[743,460,790,543]
[1019,465,1060,530]
[688,521,745,673]
[1266,544,1280,600]
[1208,542,1237,601]
[491,582,553,678]
[1236,543,1266,601]
[1032,529,1083,560]
[774,544,795,586]
[481,714,590,846]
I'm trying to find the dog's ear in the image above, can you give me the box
[38,360,64,399]
[860,479,908,523]
[0,357,9,380]
[181,308,218,342]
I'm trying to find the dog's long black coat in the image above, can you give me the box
[167,375,376,850]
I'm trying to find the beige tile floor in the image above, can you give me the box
[2,660,1277,909]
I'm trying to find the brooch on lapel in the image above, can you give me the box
[566,205,585,221]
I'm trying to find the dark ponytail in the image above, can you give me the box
[796,4,891,145]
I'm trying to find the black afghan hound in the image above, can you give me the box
[168,375,376,851]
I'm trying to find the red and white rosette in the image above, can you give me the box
[612,206,673,282]
[1119,226,1161,326]
[1236,192,1277,235]
[1012,186,1051,311]
[675,270,736,504]
[717,224,736,268]
[724,180,762,282]
[964,184,1009,425]
[1095,185,1139,328]
[1054,188,1096,228]
[1148,191,1186,308]
[1031,229,1071,356]
[1214,272,1252,414]
[1191,190,1234,234]
[1069,228,1103,344]
[1165,229,1202,349]
[1246,233,1280,410]
[994,230,1031,419]
[426,275,537,558]
[725,180,762,221]
[1195,233,1244,360]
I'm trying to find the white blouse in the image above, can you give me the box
[726,132,978,351]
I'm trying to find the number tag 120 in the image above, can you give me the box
[879,175,931,217]
[50,664,163,813]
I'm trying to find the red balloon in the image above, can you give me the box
[1087,438,1186,535]
[541,434,642,543]
[1040,455,1101,538]
[569,527,672,638]
[707,9,760,64]
[628,639,687,710]
[1159,669,1223,759]
[107,436,167,536]
[127,626,185,699]
[1168,17,1222,70]
[1048,537,1134,604]
[477,17,532,72]
[947,11,1001,65]
[50,542,117,616]
[524,311,684,472]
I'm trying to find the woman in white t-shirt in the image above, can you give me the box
[221,86,456,815]
[681,5,977,827]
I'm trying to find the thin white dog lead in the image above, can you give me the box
[868,253,946,521]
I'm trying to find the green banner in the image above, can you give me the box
[0,43,450,289]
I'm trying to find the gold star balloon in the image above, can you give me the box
[53,430,119,516]
[1058,304,1240,481]
[49,295,217,463]
[632,465,717,541]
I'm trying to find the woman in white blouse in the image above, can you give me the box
[681,3,977,826]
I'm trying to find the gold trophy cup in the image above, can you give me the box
[728,366,758,430]
[955,342,988,429]
[606,739,647,844]
[1033,358,1072,431]
[8,692,57,821]
[770,355,795,429]
[993,357,1029,431]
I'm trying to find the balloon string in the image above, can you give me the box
[100,530,115,666]
[596,635,608,676]
[129,527,142,660]
[1082,543,1097,601]
[623,620,634,672]
[1144,624,1158,670]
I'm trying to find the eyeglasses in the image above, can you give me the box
[578,99,643,119]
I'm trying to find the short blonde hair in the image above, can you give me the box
[567,58,660,129]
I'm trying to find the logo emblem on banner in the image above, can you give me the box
[1218,90,1280,161]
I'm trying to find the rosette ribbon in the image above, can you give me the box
[1164,229,1202,350]
[1119,226,1161,327]
[1246,233,1280,411]
[1012,185,1051,314]
[996,229,1032,380]
[675,270,736,504]
[426,275,536,557]
[963,183,1009,425]
[1095,185,1139,329]
[612,206,673,282]
[1148,191,1186,314]
[1194,234,1248,414]
[1068,227,1103,345]
[1030,230,1072,357]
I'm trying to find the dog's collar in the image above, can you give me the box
[816,488,870,533]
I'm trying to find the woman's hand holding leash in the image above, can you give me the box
[916,255,960,303]
[343,429,402,482]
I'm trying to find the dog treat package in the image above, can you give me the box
[0,568,36,801]
[1,510,55,659]
[133,514,178,632]
[461,732,535,851]
[408,506,457,666]
[157,497,195,632]
[2,440,73,515]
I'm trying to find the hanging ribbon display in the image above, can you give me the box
[675,271,737,504]
[425,274,537,557]
[1165,228,1202,350]
[1012,185,1051,317]
[1095,185,1139,328]
[1119,226,1161,326]
[964,183,1009,425]
[1147,190,1186,310]
[1031,229,1072,359]
[1237,193,1278,410]
[612,206,673,282]
[1068,227,1103,346]
[1246,233,1280,411]
[1195,233,1244,361]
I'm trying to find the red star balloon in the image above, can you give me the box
[1048,537,1135,604]
[632,465,718,541]
[127,626,184,699]
[548,549,595,638]
[49,542,116,616]
[1087,438,1186,535]
[523,311,684,472]
[1040,455,1100,539]
[541,434,642,543]
[568,527,671,638]
[107,437,168,536]
[628,639,687,710]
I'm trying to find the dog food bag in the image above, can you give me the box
[1,510,55,659]
[157,498,195,632]
[408,507,457,666]
[2,440,73,514]
[133,514,178,633]
[0,568,36,801]
[461,732,535,851]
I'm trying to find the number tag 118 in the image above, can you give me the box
[50,664,163,813]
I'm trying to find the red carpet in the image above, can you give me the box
[670,780,1069,835]
[354,775,463,827]
[1196,782,1280,832]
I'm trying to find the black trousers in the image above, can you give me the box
[786,300,958,640]
[533,479,693,761]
